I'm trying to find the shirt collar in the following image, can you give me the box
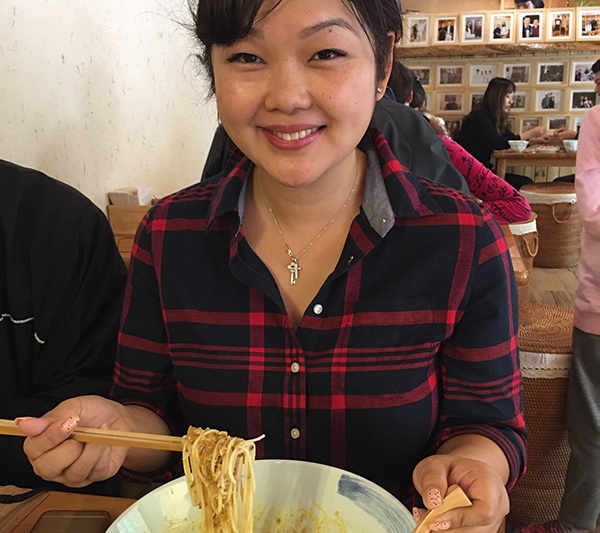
[206,128,441,236]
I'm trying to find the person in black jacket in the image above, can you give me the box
[454,77,549,190]
[0,160,127,495]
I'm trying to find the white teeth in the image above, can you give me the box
[273,127,318,141]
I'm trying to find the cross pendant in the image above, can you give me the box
[287,257,302,285]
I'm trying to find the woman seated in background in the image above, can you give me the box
[454,77,550,190]
[405,75,532,224]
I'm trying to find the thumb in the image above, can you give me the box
[15,416,53,437]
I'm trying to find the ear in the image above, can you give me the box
[376,32,396,101]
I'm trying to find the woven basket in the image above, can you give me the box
[520,183,581,268]
[509,214,538,304]
[508,303,574,523]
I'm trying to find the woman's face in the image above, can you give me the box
[211,0,387,188]
[503,92,514,113]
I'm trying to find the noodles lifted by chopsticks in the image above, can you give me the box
[182,427,264,533]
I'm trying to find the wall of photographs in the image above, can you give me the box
[402,51,598,139]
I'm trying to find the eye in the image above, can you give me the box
[311,49,346,61]
[226,53,262,64]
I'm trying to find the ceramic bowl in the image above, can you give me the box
[563,140,578,152]
[508,140,529,153]
[107,459,416,532]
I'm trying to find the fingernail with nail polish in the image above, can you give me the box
[427,487,442,507]
[61,416,80,432]
[431,522,450,531]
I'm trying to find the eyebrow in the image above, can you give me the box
[248,17,358,40]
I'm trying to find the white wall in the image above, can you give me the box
[0,1,218,210]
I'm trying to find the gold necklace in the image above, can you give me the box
[259,166,360,286]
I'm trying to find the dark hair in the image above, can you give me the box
[190,0,403,95]
[481,77,516,133]
[410,79,427,110]
[592,59,600,74]
[387,61,414,105]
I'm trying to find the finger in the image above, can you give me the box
[15,416,52,437]
[23,415,80,461]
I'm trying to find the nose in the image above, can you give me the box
[264,61,311,113]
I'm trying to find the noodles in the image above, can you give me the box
[181,427,264,532]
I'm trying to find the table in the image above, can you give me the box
[493,147,576,180]
[0,485,135,532]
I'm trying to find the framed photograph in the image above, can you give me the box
[490,12,514,43]
[433,16,458,44]
[461,13,485,43]
[570,89,597,110]
[507,117,516,133]
[520,117,542,135]
[547,116,569,132]
[469,64,498,87]
[535,89,563,112]
[572,115,585,131]
[537,62,567,84]
[571,61,597,84]
[546,9,574,41]
[411,66,432,87]
[405,15,430,46]
[438,92,464,113]
[518,11,543,42]
[512,91,530,112]
[577,8,600,41]
[436,65,464,87]
[470,92,484,110]
[504,63,531,84]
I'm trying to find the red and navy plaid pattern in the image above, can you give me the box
[112,129,526,509]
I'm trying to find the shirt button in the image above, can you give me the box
[291,362,300,373]
[313,304,323,315]
[290,428,300,439]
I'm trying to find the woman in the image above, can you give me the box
[408,78,531,224]
[17,1,526,530]
[455,77,548,190]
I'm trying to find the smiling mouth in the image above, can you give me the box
[271,127,320,141]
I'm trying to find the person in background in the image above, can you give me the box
[17,1,525,529]
[405,76,532,224]
[0,160,127,495]
[454,77,550,190]
[514,0,545,8]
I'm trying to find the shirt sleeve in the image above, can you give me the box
[575,106,600,237]
[442,136,532,224]
[433,211,527,490]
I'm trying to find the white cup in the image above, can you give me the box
[508,140,529,153]
[563,140,578,152]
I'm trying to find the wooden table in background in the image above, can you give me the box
[493,147,576,180]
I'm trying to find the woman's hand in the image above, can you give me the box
[412,454,509,532]
[521,126,546,140]
[16,395,134,487]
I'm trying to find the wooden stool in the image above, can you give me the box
[509,303,573,522]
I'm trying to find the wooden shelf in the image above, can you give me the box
[396,41,600,59]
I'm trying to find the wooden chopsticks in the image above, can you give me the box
[0,418,183,452]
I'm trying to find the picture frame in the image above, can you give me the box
[535,89,563,112]
[577,8,600,41]
[405,15,430,47]
[437,92,464,113]
[571,61,597,84]
[507,117,516,133]
[518,11,543,42]
[433,16,458,45]
[460,13,485,44]
[436,65,464,87]
[469,64,498,87]
[572,115,584,132]
[444,118,463,138]
[470,92,484,110]
[503,63,531,85]
[537,62,567,84]
[490,12,514,43]
[520,117,542,135]
[547,116,569,132]
[569,89,597,110]
[410,66,432,87]
[512,91,530,112]
[546,9,575,41]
